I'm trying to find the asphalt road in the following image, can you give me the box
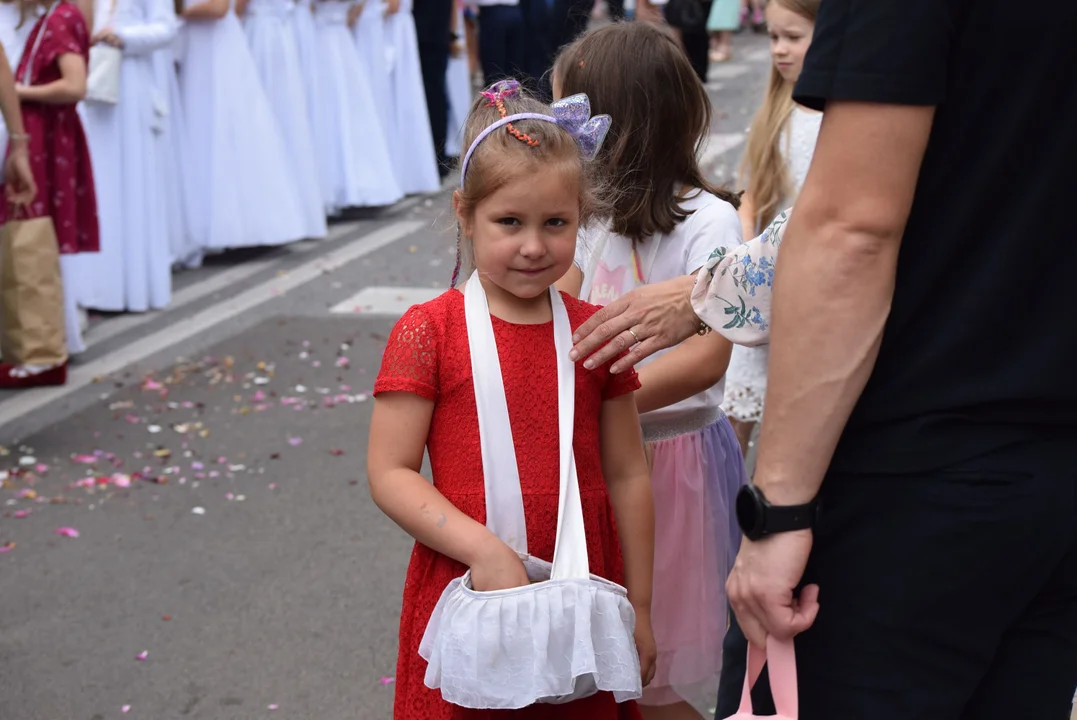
[0,32,771,720]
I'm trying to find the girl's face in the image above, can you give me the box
[767,2,814,83]
[457,164,580,304]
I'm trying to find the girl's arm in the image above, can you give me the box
[76,0,94,27]
[634,329,732,414]
[235,0,249,15]
[600,392,656,682]
[346,0,361,28]
[0,48,35,206]
[113,0,178,55]
[367,392,528,589]
[182,0,228,20]
[17,52,86,103]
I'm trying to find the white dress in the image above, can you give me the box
[243,0,326,239]
[352,0,395,157]
[311,0,401,210]
[384,0,439,193]
[177,0,307,249]
[78,0,177,312]
[153,36,200,268]
[444,3,470,158]
[290,0,327,202]
[723,105,822,424]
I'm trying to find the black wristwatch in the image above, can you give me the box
[735,483,819,541]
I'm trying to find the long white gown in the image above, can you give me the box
[352,0,396,158]
[78,0,177,312]
[444,3,470,158]
[178,0,307,249]
[311,0,401,211]
[153,36,200,268]
[289,0,327,203]
[384,0,439,193]
[243,0,326,239]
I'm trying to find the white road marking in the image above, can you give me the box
[744,46,771,63]
[330,286,445,316]
[82,221,363,351]
[699,132,747,169]
[0,221,423,433]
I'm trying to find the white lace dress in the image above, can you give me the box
[722,105,822,423]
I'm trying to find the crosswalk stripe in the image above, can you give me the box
[330,286,445,316]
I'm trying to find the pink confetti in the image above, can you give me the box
[35,463,49,473]
[0,543,14,554]
[142,378,163,391]
[268,704,279,711]
[74,478,95,488]
[73,454,97,464]
[136,650,148,661]
[16,488,36,498]
[252,390,266,402]
[112,474,132,488]
[336,357,350,368]
[122,705,131,713]
[13,509,30,519]
[54,527,80,538]
[288,437,302,447]
[191,462,204,471]
[380,677,395,685]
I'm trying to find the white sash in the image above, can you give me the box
[463,272,589,579]
[418,273,641,709]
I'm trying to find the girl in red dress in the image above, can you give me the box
[369,80,657,720]
[0,0,98,388]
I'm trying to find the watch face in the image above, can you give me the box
[736,484,762,538]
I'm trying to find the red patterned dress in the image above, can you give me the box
[373,289,644,720]
[12,1,99,254]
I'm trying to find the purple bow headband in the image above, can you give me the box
[459,85,612,184]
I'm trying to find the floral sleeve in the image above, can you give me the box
[689,209,792,347]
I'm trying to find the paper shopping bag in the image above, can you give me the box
[0,216,66,366]
[723,637,798,719]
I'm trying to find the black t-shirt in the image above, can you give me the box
[794,0,1077,474]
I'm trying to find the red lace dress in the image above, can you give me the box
[10,1,99,255]
[374,289,644,720]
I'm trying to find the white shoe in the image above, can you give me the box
[77,307,89,334]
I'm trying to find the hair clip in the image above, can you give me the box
[548,93,611,161]
[479,79,523,107]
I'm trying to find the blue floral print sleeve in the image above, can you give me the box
[690,209,792,347]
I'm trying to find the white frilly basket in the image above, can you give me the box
[418,274,642,710]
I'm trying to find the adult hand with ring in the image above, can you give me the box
[570,275,702,373]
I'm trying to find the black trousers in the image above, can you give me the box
[418,40,451,169]
[478,4,526,84]
[716,438,1077,719]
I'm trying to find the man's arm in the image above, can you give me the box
[728,100,935,649]
[753,101,934,505]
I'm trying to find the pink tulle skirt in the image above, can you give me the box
[640,415,748,714]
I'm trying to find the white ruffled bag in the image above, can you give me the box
[418,272,643,710]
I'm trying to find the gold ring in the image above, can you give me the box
[628,328,640,344]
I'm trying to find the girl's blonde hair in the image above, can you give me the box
[452,80,608,285]
[739,0,820,234]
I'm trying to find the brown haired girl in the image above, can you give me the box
[724,0,820,456]
[554,22,747,720]
[368,79,656,720]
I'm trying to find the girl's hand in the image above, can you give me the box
[5,143,36,208]
[643,441,656,473]
[384,0,400,15]
[14,83,27,99]
[634,607,657,687]
[92,28,124,47]
[469,539,530,592]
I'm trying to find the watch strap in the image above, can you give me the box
[764,500,817,536]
